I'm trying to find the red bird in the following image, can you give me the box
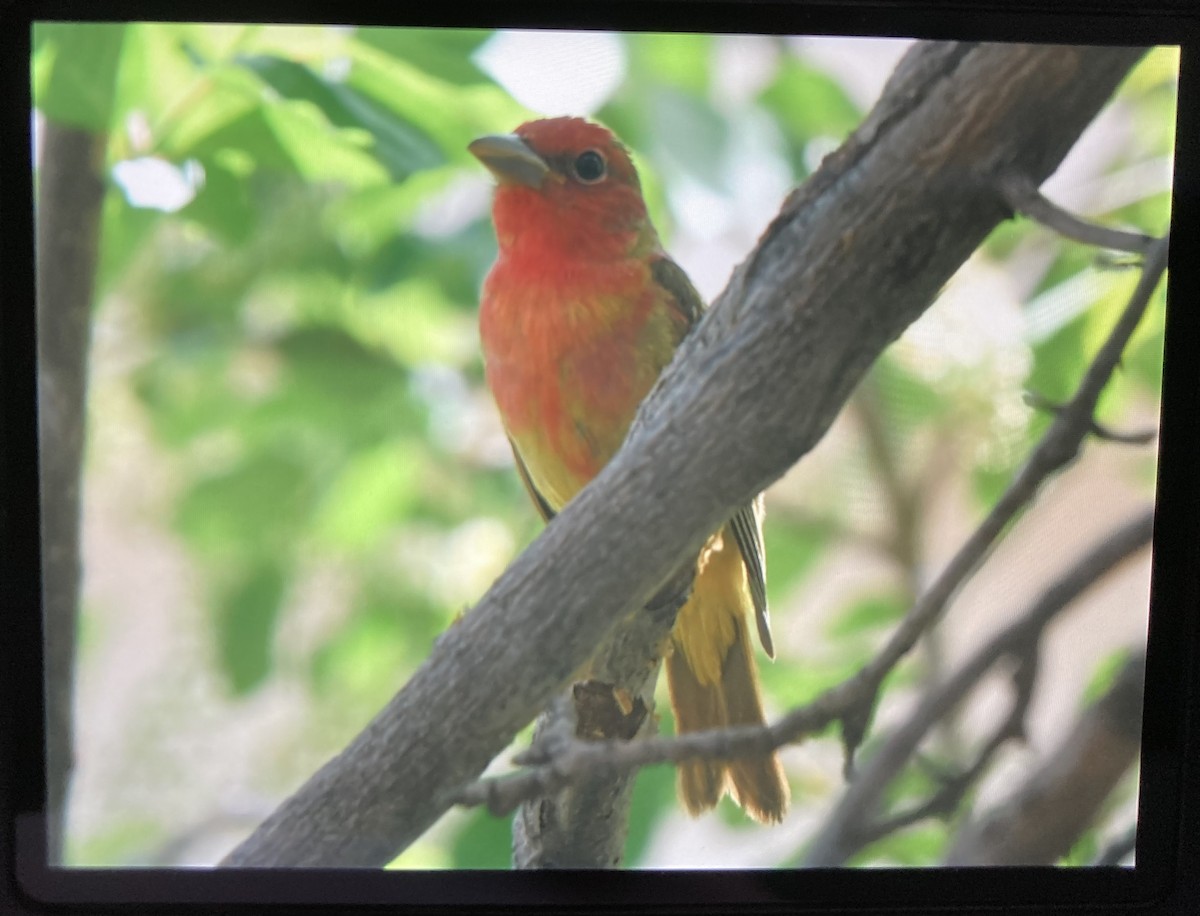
[471,116,789,823]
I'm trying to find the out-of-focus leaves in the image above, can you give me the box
[183,157,259,243]
[311,443,422,550]
[309,582,444,700]
[624,761,677,865]
[1080,649,1137,707]
[237,54,445,180]
[260,327,417,449]
[450,807,515,868]
[760,57,860,158]
[215,561,287,694]
[175,451,313,556]
[762,516,832,606]
[850,821,947,866]
[869,355,950,435]
[95,192,162,297]
[33,22,127,132]
[356,27,493,86]
[648,87,729,189]
[343,42,528,159]
[827,591,908,640]
[626,32,713,95]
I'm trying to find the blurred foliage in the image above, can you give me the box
[32,24,1174,869]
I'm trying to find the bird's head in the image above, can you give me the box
[469,117,656,260]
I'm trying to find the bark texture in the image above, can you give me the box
[36,120,108,865]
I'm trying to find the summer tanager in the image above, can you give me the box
[470,116,789,823]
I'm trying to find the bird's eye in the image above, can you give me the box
[572,149,606,184]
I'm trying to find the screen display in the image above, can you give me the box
[28,20,1175,884]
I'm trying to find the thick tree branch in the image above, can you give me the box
[222,42,1146,868]
[944,651,1146,865]
[36,120,108,865]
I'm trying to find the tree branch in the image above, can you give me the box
[36,119,108,865]
[457,508,1152,828]
[802,509,1153,866]
[833,231,1166,773]
[222,42,1147,868]
[999,172,1156,254]
[944,651,1146,865]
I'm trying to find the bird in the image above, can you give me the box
[470,116,789,823]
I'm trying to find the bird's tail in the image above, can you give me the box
[666,611,789,824]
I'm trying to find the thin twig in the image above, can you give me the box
[1023,392,1158,446]
[802,509,1153,866]
[835,234,1168,769]
[1000,173,1156,255]
[855,647,1038,846]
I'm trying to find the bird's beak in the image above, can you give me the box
[468,134,550,189]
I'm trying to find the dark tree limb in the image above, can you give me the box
[802,509,1153,866]
[944,651,1147,865]
[999,172,1156,254]
[222,42,1146,868]
[36,120,108,865]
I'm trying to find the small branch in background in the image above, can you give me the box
[1094,823,1138,866]
[944,652,1146,865]
[999,173,1156,255]
[854,647,1038,849]
[832,232,1167,774]
[456,508,1153,820]
[800,510,1152,866]
[1023,392,1159,446]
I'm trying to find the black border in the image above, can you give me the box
[2,2,1198,914]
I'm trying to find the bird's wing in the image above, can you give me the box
[730,497,773,658]
[510,438,556,522]
[651,254,774,658]
[650,254,705,331]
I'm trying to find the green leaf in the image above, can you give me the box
[1081,650,1136,707]
[763,516,832,606]
[174,451,313,555]
[870,354,949,433]
[187,107,304,174]
[33,22,127,132]
[95,190,161,296]
[449,807,514,868]
[179,156,258,242]
[623,761,676,865]
[626,32,713,95]
[237,54,444,180]
[355,27,493,85]
[311,442,423,550]
[827,591,907,640]
[760,57,861,141]
[215,561,286,694]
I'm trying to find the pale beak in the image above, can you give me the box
[468,134,550,189]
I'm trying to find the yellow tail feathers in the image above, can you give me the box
[665,541,789,824]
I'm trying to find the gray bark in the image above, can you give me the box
[36,120,108,865]
[222,41,1145,868]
